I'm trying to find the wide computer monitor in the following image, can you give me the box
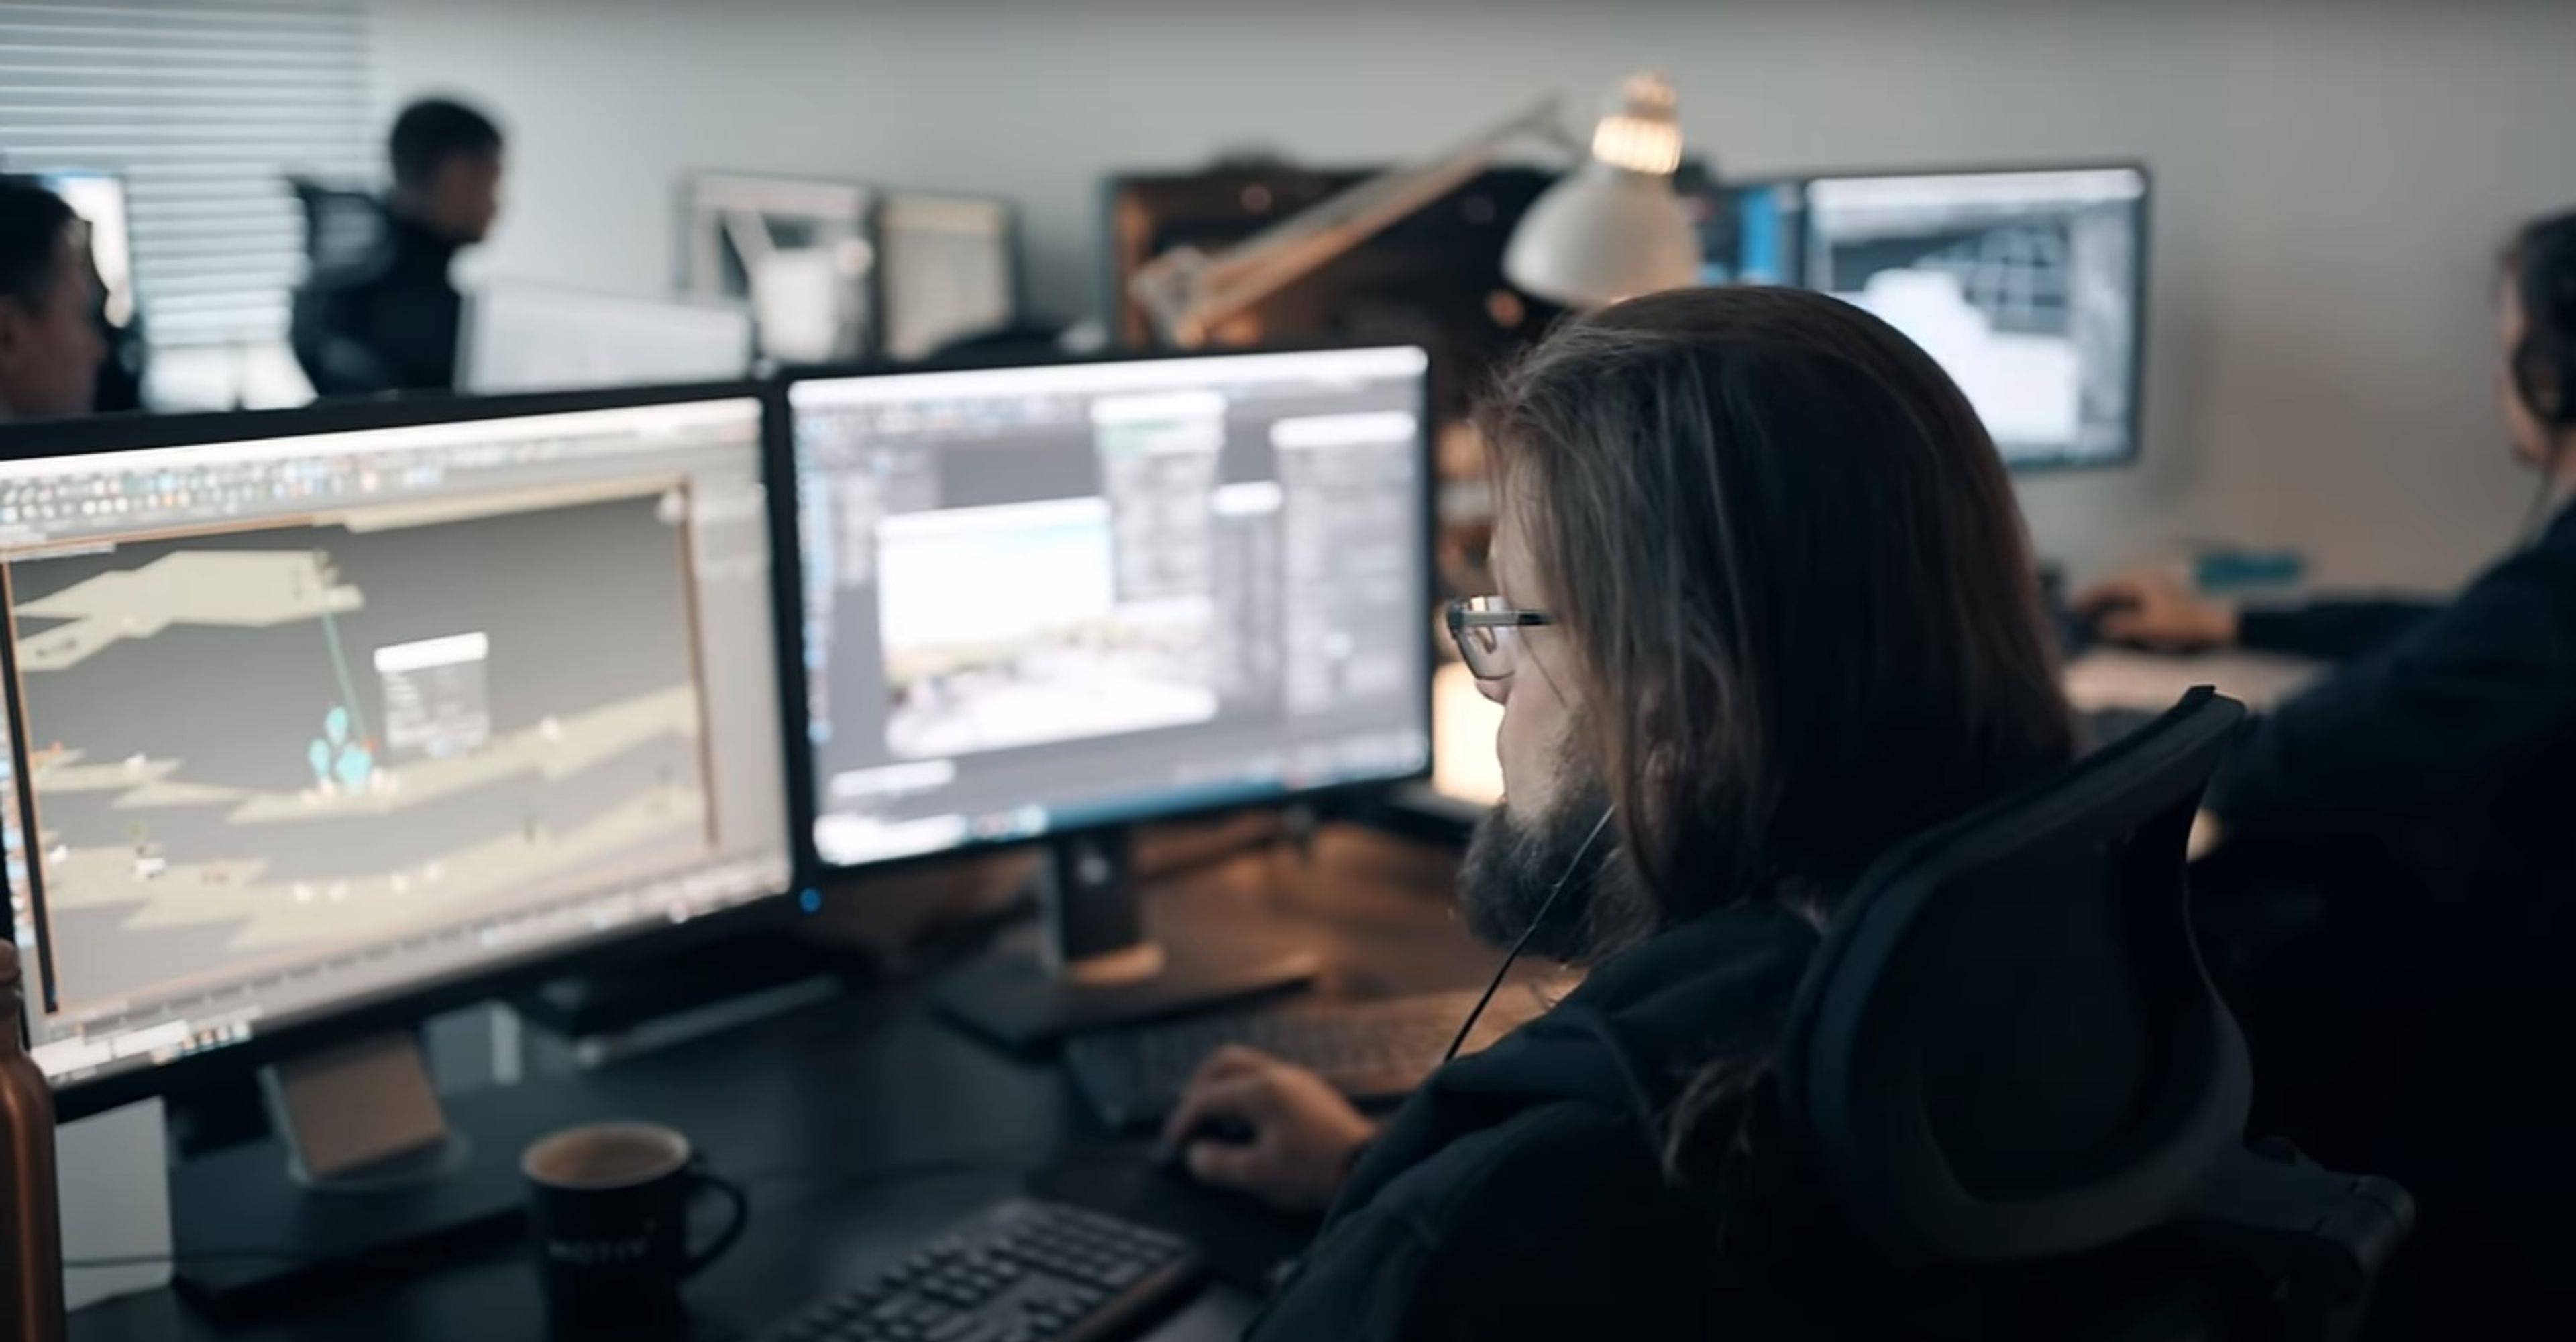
[784,345,1434,874]
[782,346,1432,1041]
[0,387,795,1119]
[458,280,757,395]
[1796,165,2150,468]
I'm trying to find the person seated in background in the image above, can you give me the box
[1164,286,2075,1339]
[2078,210,2576,1332]
[291,97,504,396]
[2078,211,2576,893]
[0,175,106,423]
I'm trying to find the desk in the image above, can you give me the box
[67,827,1487,1342]
[2060,647,2322,715]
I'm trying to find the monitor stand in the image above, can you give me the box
[929,827,1321,1051]
[170,1031,581,1319]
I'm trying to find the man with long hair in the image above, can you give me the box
[1165,286,2076,1337]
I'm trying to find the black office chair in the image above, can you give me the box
[1779,688,2412,1341]
[285,177,407,396]
[288,176,390,271]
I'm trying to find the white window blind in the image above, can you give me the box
[0,0,376,348]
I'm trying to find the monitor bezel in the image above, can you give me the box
[765,340,1442,888]
[0,381,804,1122]
[1776,158,2154,474]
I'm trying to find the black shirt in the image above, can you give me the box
[291,209,466,396]
[2202,503,2576,1333]
[2210,501,2576,897]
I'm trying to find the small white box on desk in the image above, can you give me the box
[59,1098,172,1311]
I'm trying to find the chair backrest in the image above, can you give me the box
[1780,687,2252,1266]
[287,176,388,274]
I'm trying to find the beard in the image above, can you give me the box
[1458,765,1654,966]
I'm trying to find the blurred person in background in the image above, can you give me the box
[0,175,107,422]
[2080,209,2576,1333]
[292,97,504,396]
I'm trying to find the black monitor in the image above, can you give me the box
[1686,172,1805,288]
[779,346,1434,1043]
[1796,165,2150,468]
[0,386,796,1122]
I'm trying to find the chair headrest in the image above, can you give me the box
[1781,688,2252,1266]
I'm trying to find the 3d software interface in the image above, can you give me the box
[1803,168,2147,466]
[792,348,1433,868]
[3,400,791,1086]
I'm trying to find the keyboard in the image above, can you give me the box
[1064,988,1546,1130]
[765,1199,1203,1342]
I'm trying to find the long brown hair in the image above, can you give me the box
[1477,285,2074,925]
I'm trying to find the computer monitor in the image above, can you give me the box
[458,280,756,395]
[1797,165,2149,468]
[782,346,1433,1043]
[0,388,794,1120]
[1687,173,1805,288]
[876,193,1019,362]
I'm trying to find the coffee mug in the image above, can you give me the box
[522,1121,748,1331]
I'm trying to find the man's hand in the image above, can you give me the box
[2074,570,2241,651]
[1159,1045,1376,1214]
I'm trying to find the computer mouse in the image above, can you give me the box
[1155,1115,1256,1175]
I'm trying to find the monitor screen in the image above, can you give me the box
[460,281,755,395]
[788,347,1433,868]
[1690,175,1803,289]
[1799,166,2148,467]
[3,396,793,1090]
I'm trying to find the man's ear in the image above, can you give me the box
[0,301,28,362]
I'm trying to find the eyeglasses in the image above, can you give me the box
[1446,595,1555,682]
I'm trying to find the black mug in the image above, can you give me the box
[522,1121,748,1333]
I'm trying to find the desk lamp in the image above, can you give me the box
[1131,72,1705,344]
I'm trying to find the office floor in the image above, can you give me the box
[66,825,1491,1342]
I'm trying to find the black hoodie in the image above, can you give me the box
[1246,902,1822,1341]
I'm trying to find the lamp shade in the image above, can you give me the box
[1503,164,1704,309]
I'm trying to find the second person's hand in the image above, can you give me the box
[2074,569,2241,651]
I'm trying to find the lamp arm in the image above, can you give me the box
[1132,96,1568,346]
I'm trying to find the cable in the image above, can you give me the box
[1443,805,1615,1063]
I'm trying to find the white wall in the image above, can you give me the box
[374,0,2576,589]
